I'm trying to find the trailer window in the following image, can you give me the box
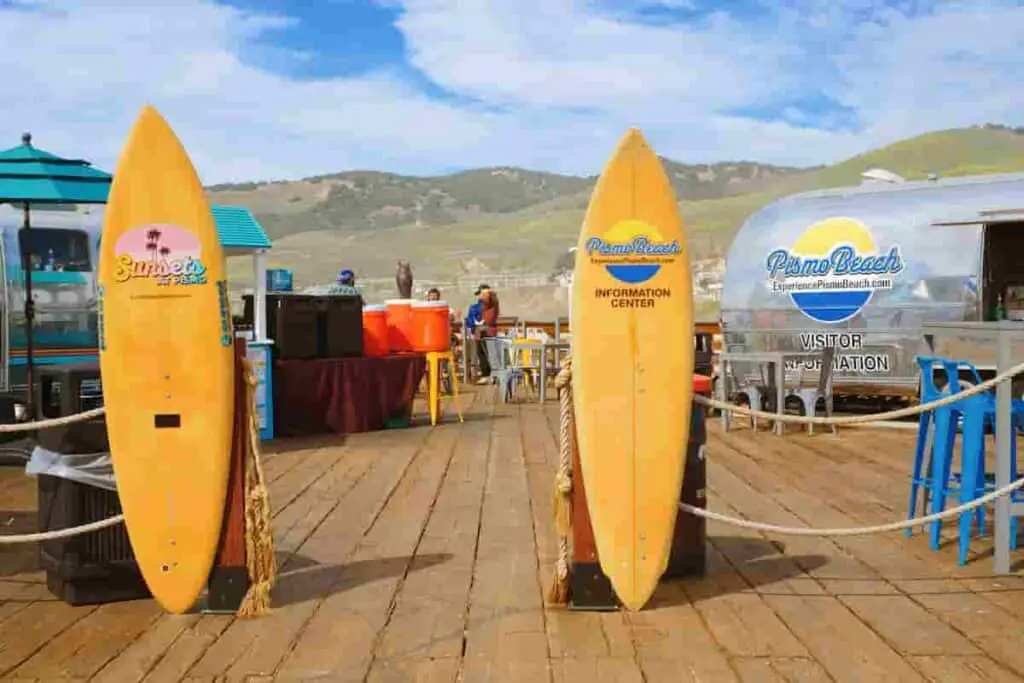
[18,228,92,273]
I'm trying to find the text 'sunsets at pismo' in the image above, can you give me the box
[594,287,673,309]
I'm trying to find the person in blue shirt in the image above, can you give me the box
[327,268,363,303]
[464,288,484,336]
[464,286,488,380]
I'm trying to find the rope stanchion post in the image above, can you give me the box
[548,358,619,610]
[546,360,574,605]
[206,339,251,613]
[236,356,277,618]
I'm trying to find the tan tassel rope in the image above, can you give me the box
[236,358,277,618]
[546,358,573,605]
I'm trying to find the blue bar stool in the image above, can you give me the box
[941,359,1024,564]
[906,356,960,546]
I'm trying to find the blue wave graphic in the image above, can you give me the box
[606,264,660,284]
[791,290,871,323]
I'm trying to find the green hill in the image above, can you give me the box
[214,125,1024,296]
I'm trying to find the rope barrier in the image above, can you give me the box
[544,358,1024,585]
[700,356,1024,425]
[680,470,1024,536]
[0,513,124,544]
[0,406,114,543]
[0,406,105,433]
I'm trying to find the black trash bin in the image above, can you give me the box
[244,293,319,360]
[34,363,150,605]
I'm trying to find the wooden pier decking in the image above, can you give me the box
[4,388,1024,682]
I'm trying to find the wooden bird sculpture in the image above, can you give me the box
[396,260,413,298]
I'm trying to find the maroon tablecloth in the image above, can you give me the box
[273,354,426,436]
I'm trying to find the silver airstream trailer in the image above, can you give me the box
[720,171,1024,406]
[0,204,101,395]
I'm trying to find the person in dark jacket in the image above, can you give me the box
[474,285,500,384]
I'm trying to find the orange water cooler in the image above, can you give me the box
[385,299,415,352]
[410,301,451,352]
[362,305,389,357]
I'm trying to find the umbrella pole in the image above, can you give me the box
[21,202,34,418]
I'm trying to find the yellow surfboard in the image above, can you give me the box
[98,106,235,614]
[571,128,694,611]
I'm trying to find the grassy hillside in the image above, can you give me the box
[211,160,804,239]
[217,125,1024,313]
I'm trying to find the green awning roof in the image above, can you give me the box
[211,205,272,251]
[0,134,112,204]
[0,136,272,252]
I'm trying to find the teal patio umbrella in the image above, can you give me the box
[0,133,111,414]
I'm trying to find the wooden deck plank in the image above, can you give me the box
[838,594,980,656]
[364,397,495,681]
[910,655,1023,682]
[715,429,964,580]
[683,542,810,659]
[763,594,925,682]
[460,401,550,682]
[5,396,1024,680]
[99,414,441,682]
[786,434,993,572]
[550,657,645,683]
[271,396,484,681]
[0,602,96,678]
[189,427,442,680]
[10,601,164,680]
[912,591,1024,677]
[730,656,833,682]
[625,583,738,682]
[703,497,829,596]
[91,436,378,681]
[520,400,641,667]
[705,453,878,581]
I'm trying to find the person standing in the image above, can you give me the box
[474,285,500,385]
[463,288,484,377]
[327,268,363,304]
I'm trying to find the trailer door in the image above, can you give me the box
[935,209,1024,321]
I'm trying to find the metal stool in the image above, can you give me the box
[426,350,463,426]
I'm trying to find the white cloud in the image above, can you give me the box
[1,0,1024,183]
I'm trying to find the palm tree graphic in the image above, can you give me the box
[146,228,163,263]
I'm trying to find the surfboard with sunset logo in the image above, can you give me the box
[570,128,694,611]
[98,106,234,615]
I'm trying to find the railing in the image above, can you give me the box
[454,317,721,382]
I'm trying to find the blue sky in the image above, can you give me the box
[1,0,1023,182]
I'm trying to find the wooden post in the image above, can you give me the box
[568,396,707,611]
[568,417,618,611]
[205,338,250,613]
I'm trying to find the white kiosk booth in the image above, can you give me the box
[211,205,275,441]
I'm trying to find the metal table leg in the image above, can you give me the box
[540,349,548,403]
[720,359,731,432]
[995,330,1012,574]
[775,361,785,435]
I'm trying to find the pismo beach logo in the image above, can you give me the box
[765,217,904,324]
[586,219,681,284]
